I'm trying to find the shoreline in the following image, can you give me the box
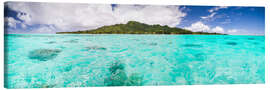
[4,33,265,36]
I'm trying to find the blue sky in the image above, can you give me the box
[178,6,265,35]
[4,2,265,35]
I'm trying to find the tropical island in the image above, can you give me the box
[56,21,225,35]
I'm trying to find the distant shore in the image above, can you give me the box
[5,33,267,37]
[56,21,226,35]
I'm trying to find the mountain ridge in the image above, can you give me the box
[56,21,225,35]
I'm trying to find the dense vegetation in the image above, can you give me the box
[57,21,225,35]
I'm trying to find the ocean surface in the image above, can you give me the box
[4,34,265,88]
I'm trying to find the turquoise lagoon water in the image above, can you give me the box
[4,34,265,88]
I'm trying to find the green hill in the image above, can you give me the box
[56,21,225,35]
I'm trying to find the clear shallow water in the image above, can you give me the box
[4,34,265,88]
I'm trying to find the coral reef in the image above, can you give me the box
[182,44,203,48]
[226,42,237,46]
[28,49,62,61]
[85,46,107,51]
[105,61,143,86]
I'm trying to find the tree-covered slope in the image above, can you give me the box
[56,21,224,35]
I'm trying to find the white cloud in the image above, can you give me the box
[6,2,186,33]
[227,29,238,33]
[201,6,228,21]
[201,12,216,20]
[4,17,21,28]
[212,26,224,33]
[114,5,186,27]
[31,25,56,33]
[226,29,253,35]
[185,21,228,33]
[21,24,27,29]
[208,6,228,13]
[184,21,210,32]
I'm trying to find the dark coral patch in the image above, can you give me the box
[57,46,66,49]
[84,46,107,51]
[194,53,206,61]
[63,39,78,43]
[226,42,237,46]
[58,64,73,72]
[248,38,255,40]
[105,61,143,86]
[45,41,56,44]
[182,44,203,48]
[126,73,143,86]
[141,42,158,46]
[150,62,154,66]
[253,42,259,45]
[149,42,158,46]
[28,49,61,61]
[105,61,127,86]
[109,61,125,74]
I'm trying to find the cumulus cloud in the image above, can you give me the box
[226,29,254,35]
[212,26,224,33]
[5,2,187,33]
[227,29,238,33]
[184,21,210,32]
[4,17,21,28]
[32,25,56,33]
[21,24,27,29]
[208,6,228,13]
[185,21,228,33]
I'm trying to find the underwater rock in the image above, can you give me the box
[194,53,206,61]
[33,83,56,88]
[150,62,154,66]
[63,39,78,43]
[105,61,144,86]
[105,61,127,86]
[226,42,237,46]
[253,42,259,45]
[225,37,238,40]
[64,65,73,72]
[248,38,255,40]
[45,41,56,44]
[58,64,73,72]
[182,44,203,48]
[149,42,158,46]
[107,69,128,86]
[28,49,62,61]
[141,42,158,46]
[126,73,143,86]
[109,61,125,74]
[57,46,66,49]
[85,46,107,51]
[41,84,56,88]
[111,48,128,53]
